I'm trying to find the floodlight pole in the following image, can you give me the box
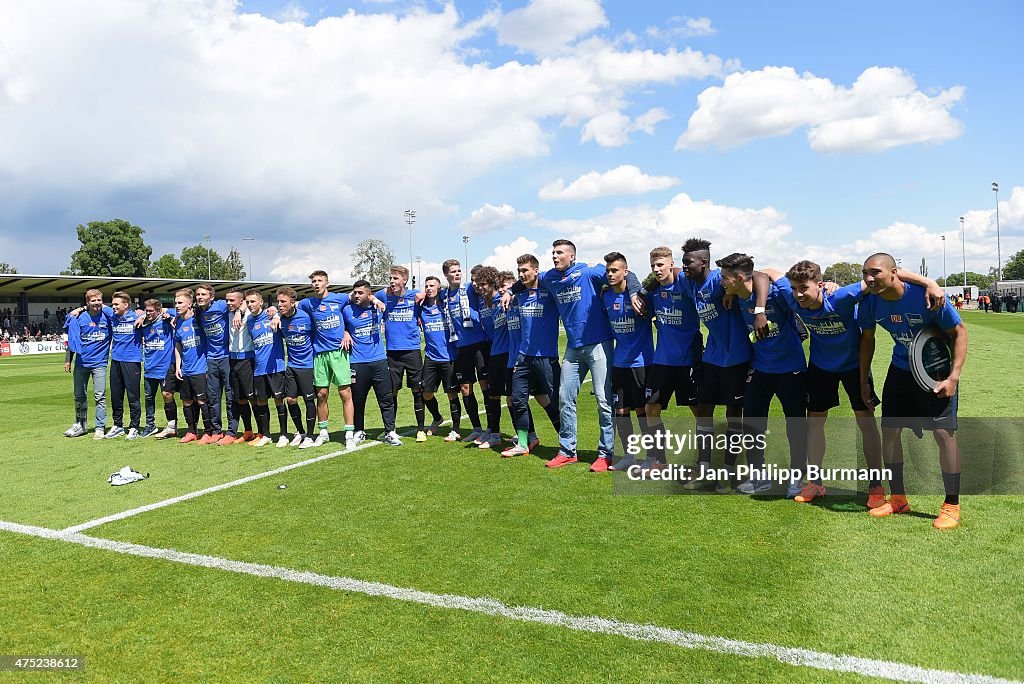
[462,235,470,268]
[960,217,967,290]
[243,236,255,280]
[404,209,416,277]
[941,235,946,286]
[993,182,1002,283]
[203,234,212,280]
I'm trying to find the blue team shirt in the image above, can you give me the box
[141,318,175,378]
[602,288,653,368]
[247,310,286,376]
[736,285,807,374]
[514,287,559,358]
[298,292,351,354]
[536,263,611,348]
[417,302,453,363]
[479,297,496,342]
[174,314,208,376]
[72,309,114,368]
[505,301,522,368]
[110,309,143,363]
[343,303,386,363]
[775,278,863,373]
[375,288,421,351]
[198,300,231,360]
[489,293,510,356]
[281,309,315,370]
[444,284,487,347]
[858,282,962,371]
[63,314,81,354]
[687,269,752,367]
[644,276,701,366]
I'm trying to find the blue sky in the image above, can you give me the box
[2,0,1021,281]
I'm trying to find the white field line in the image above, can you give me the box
[61,440,382,534]
[0,520,1015,684]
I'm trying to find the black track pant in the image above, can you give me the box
[110,360,142,430]
[352,360,396,433]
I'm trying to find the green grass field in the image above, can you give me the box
[1,310,1022,682]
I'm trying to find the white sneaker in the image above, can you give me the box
[444,430,461,442]
[382,430,403,446]
[104,426,126,439]
[64,422,82,437]
[276,435,290,448]
[298,437,316,449]
[68,423,87,438]
[351,430,367,447]
[93,428,105,440]
[289,433,304,447]
[125,428,140,441]
[461,429,484,443]
[253,435,272,447]
[154,425,177,440]
[313,430,328,447]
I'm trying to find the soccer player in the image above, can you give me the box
[505,240,642,471]
[140,299,178,439]
[441,259,488,443]
[500,271,540,454]
[103,291,145,440]
[754,261,944,506]
[858,253,967,529]
[220,287,257,444]
[601,252,655,472]
[343,280,402,447]
[63,308,87,437]
[173,288,214,444]
[298,270,356,448]
[376,266,427,442]
[64,288,113,440]
[500,254,561,460]
[194,284,236,444]
[637,247,702,471]
[713,254,808,496]
[245,290,289,448]
[418,276,462,441]
[277,287,318,449]
[473,266,505,449]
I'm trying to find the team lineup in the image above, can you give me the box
[60,237,968,530]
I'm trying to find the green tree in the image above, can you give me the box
[350,238,396,285]
[944,271,992,288]
[66,219,153,276]
[222,246,247,280]
[179,244,227,280]
[148,253,184,279]
[1002,249,1024,281]
[822,262,861,285]
[0,262,17,274]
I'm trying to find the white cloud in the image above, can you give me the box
[539,164,680,201]
[647,16,717,41]
[276,2,309,23]
[676,65,965,153]
[581,106,670,147]
[0,1,731,275]
[458,203,536,234]
[497,0,607,56]
[482,236,540,270]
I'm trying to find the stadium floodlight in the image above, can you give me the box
[404,209,416,277]
[993,182,1001,282]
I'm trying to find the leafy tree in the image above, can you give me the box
[148,254,184,279]
[66,219,152,276]
[350,239,396,285]
[822,262,861,285]
[179,245,227,280]
[944,271,992,288]
[1003,249,1024,281]
[222,246,247,280]
[0,262,17,274]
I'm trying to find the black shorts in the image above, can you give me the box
[255,372,287,402]
[880,365,958,432]
[806,363,877,413]
[423,358,458,394]
[743,368,807,419]
[613,366,647,410]
[285,367,316,401]
[697,361,750,407]
[454,341,489,385]
[644,363,697,409]
[487,353,510,396]
[230,357,255,401]
[387,349,423,390]
[180,373,208,402]
[161,367,180,394]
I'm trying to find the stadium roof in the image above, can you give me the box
[0,274,360,299]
